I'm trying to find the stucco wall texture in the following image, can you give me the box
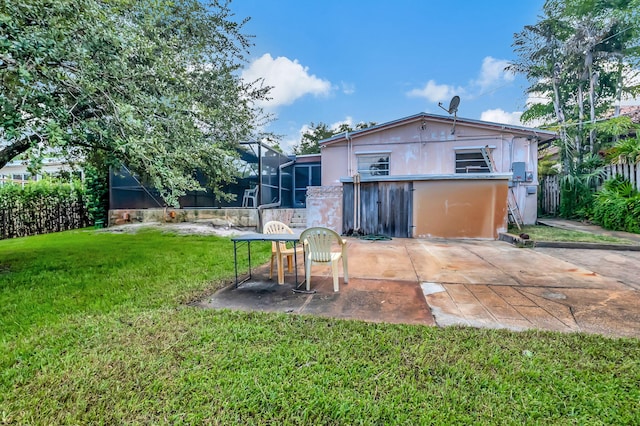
[306,186,343,234]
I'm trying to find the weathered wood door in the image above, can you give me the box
[343,181,412,237]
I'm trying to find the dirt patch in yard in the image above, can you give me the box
[99,221,255,237]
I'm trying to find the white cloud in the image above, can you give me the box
[473,57,515,91]
[241,53,332,108]
[480,109,523,126]
[341,82,356,95]
[280,134,300,155]
[407,56,513,103]
[330,116,353,131]
[406,80,465,102]
[526,91,551,107]
[279,116,355,154]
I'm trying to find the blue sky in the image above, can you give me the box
[230,0,547,153]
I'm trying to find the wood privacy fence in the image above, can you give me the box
[605,162,640,188]
[539,174,561,216]
[538,162,640,216]
[0,195,90,240]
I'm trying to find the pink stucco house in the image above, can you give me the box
[306,113,557,239]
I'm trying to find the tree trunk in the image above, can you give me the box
[0,136,36,170]
[552,65,569,174]
[587,52,596,154]
[577,84,584,163]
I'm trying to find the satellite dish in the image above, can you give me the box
[438,95,461,115]
[448,96,460,114]
[437,96,461,134]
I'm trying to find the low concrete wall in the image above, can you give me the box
[260,208,306,229]
[109,208,259,228]
[306,186,343,234]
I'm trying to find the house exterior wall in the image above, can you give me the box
[306,186,343,234]
[321,119,539,224]
[0,159,83,187]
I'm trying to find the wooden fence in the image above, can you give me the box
[539,174,561,216]
[0,196,90,240]
[538,162,640,216]
[605,162,640,188]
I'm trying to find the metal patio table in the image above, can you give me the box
[230,233,301,288]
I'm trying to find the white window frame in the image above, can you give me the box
[356,152,390,177]
[455,149,491,174]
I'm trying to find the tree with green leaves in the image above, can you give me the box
[293,121,376,155]
[1,0,269,206]
[510,0,640,217]
[511,0,639,161]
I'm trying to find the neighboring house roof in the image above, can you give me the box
[319,112,558,146]
[615,105,640,123]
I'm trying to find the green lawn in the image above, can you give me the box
[1,229,639,424]
[510,225,638,244]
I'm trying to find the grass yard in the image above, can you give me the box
[1,228,639,424]
[510,224,638,244]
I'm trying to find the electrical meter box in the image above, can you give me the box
[512,162,526,182]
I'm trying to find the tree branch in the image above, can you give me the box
[0,135,40,170]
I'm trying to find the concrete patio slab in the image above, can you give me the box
[196,270,434,326]
[197,237,640,339]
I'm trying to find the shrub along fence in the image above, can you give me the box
[0,180,91,240]
[539,162,640,218]
[605,162,640,190]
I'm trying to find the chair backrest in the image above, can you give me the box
[263,221,294,235]
[246,185,258,196]
[263,221,294,251]
[299,227,343,262]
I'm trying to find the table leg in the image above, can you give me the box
[276,243,284,284]
[247,241,252,279]
[233,241,238,287]
[293,241,298,286]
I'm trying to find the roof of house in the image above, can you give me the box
[319,112,558,147]
[616,105,640,123]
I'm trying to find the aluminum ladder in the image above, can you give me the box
[481,146,523,230]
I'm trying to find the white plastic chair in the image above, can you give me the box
[242,185,258,207]
[299,227,348,292]
[263,220,303,284]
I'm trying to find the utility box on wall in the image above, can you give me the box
[512,162,526,182]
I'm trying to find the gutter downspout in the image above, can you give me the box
[353,172,361,233]
[257,159,295,231]
[346,131,352,176]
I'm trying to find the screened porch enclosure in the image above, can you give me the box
[109,142,319,209]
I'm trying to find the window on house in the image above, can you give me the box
[357,154,390,176]
[293,164,320,207]
[455,150,491,173]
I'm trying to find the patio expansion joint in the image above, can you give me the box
[295,291,316,314]
[464,245,526,287]
[405,244,422,283]
[515,287,581,330]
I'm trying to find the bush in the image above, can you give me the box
[0,178,90,239]
[592,176,640,233]
[83,165,109,223]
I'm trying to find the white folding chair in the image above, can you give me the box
[299,227,348,292]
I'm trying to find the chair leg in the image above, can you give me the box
[331,260,339,292]
[286,254,294,272]
[269,254,274,279]
[305,259,312,291]
[277,252,284,285]
[342,254,348,284]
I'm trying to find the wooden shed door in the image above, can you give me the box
[343,182,412,238]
